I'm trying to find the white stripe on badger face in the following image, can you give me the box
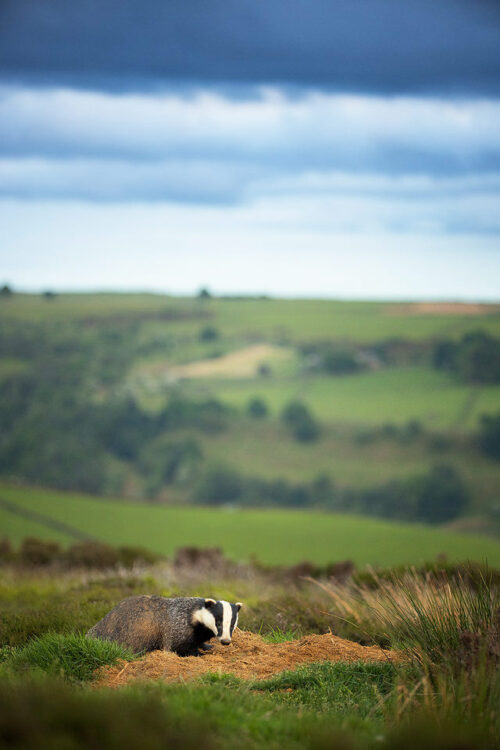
[221,600,232,642]
[192,607,217,636]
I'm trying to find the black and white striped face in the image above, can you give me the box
[197,599,242,645]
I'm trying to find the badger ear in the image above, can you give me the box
[204,598,216,608]
[235,602,243,611]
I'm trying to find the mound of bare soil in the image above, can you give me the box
[95,630,398,688]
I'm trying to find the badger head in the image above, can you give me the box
[193,599,242,645]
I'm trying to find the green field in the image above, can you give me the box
[1,484,499,566]
[185,368,500,430]
[2,293,500,341]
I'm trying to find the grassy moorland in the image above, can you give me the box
[0,549,498,749]
[1,484,499,566]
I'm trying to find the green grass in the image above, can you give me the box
[3,633,134,682]
[0,671,496,750]
[193,416,498,495]
[1,484,499,566]
[0,576,150,647]
[254,661,395,716]
[193,368,500,431]
[0,558,498,749]
[209,297,500,343]
[0,677,208,750]
[2,293,500,342]
[0,357,29,381]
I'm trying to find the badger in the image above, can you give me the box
[86,595,242,656]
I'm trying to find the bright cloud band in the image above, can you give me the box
[1,86,500,235]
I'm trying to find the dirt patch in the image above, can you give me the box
[385,302,500,317]
[172,344,292,379]
[95,630,398,688]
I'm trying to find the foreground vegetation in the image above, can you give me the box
[0,547,498,749]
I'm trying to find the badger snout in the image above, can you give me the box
[220,638,231,645]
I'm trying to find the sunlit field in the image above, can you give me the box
[1,484,499,566]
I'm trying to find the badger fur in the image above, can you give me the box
[86,596,242,656]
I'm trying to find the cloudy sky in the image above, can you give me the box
[1,0,500,299]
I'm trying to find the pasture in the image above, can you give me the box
[1,484,499,566]
[2,292,500,342]
[188,367,500,430]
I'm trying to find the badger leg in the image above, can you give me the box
[174,643,204,657]
[200,643,214,651]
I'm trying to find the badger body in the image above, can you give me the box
[86,595,241,656]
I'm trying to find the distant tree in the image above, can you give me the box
[433,331,500,384]
[400,419,423,442]
[257,363,272,377]
[195,465,242,505]
[477,412,500,461]
[456,331,500,384]
[415,464,470,523]
[247,397,268,418]
[281,400,320,442]
[432,340,457,371]
[139,436,203,497]
[198,287,211,299]
[323,348,361,375]
[42,290,57,301]
[310,474,335,506]
[199,325,218,341]
[0,284,12,297]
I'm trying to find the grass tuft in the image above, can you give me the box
[4,633,134,683]
[314,567,499,666]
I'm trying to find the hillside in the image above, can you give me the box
[1,291,499,532]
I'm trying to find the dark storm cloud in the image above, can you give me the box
[1,0,500,95]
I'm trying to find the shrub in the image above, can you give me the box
[116,546,160,568]
[63,541,120,569]
[18,538,61,567]
[0,537,13,564]
[247,397,268,418]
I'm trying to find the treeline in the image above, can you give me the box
[433,330,500,384]
[193,463,470,524]
[300,330,500,384]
